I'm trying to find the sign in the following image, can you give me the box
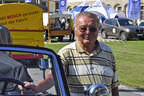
[59,0,67,14]
[49,1,56,12]
[127,0,140,20]
[0,3,43,29]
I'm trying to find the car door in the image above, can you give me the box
[103,19,113,36]
[110,19,120,37]
[0,44,70,96]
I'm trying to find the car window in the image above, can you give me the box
[111,19,118,26]
[118,19,136,26]
[139,22,144,26]
[104,19,112,25]
[0,45,70,96]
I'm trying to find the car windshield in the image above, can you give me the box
[0,45,70,96]
[118,19,136,26]
[139,22,144,26]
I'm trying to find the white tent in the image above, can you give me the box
[85,0,117,19]
[77,1,90,6]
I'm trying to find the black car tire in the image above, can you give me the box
[58,36,63,41]
[120,32,127,41]
[101,31,107,39]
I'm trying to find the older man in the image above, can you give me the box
[20,12,119,96]
[58,12,119,96]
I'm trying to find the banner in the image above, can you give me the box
[59,0,67,14]
[127,0,140,20]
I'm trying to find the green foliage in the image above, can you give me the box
[45,41,144,89]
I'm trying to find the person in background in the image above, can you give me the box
[0,24,12,56]
[0,24,33,92]
[65,18,70,30]
[0,24,12,45]
[60,17,66,30]
[69,18,75,41]
[20,12,119,96]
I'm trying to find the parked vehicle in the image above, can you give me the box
[43,13,74,42]
[0,3,44,62]
[101,17,144,40]
[0,44,70,96]
[138,20,144,27]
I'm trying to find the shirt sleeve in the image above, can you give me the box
[58,49,69,76]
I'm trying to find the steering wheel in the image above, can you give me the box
[0,78,24,95]
[0,78,58,96]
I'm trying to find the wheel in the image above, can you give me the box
[120,32,127,41]
[58,36,63,41]
[101,31,107,39]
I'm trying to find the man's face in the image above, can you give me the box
[75,16,98,44]
[74,15,99,45]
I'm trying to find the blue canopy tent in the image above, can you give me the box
[69,2,90,21]
[70,6,89,21]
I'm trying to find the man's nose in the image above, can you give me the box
[85,28,90,34]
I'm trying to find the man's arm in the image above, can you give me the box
[34,72,54,93]
[112,87,119,96]
[19,72,54,94]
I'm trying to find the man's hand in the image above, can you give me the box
[18,81,38,95]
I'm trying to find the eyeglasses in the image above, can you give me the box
[78,26,97,32]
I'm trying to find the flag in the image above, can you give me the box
[25,0,32,3]
[59,0,67,14]
[127,0,140,20]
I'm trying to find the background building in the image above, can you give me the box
[67,0,144,20]
[0,0,144,20]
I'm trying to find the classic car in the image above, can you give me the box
[0,44,110,96]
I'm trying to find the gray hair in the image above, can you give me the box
[74,11,100,27]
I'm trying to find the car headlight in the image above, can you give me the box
[125,28,130,32]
